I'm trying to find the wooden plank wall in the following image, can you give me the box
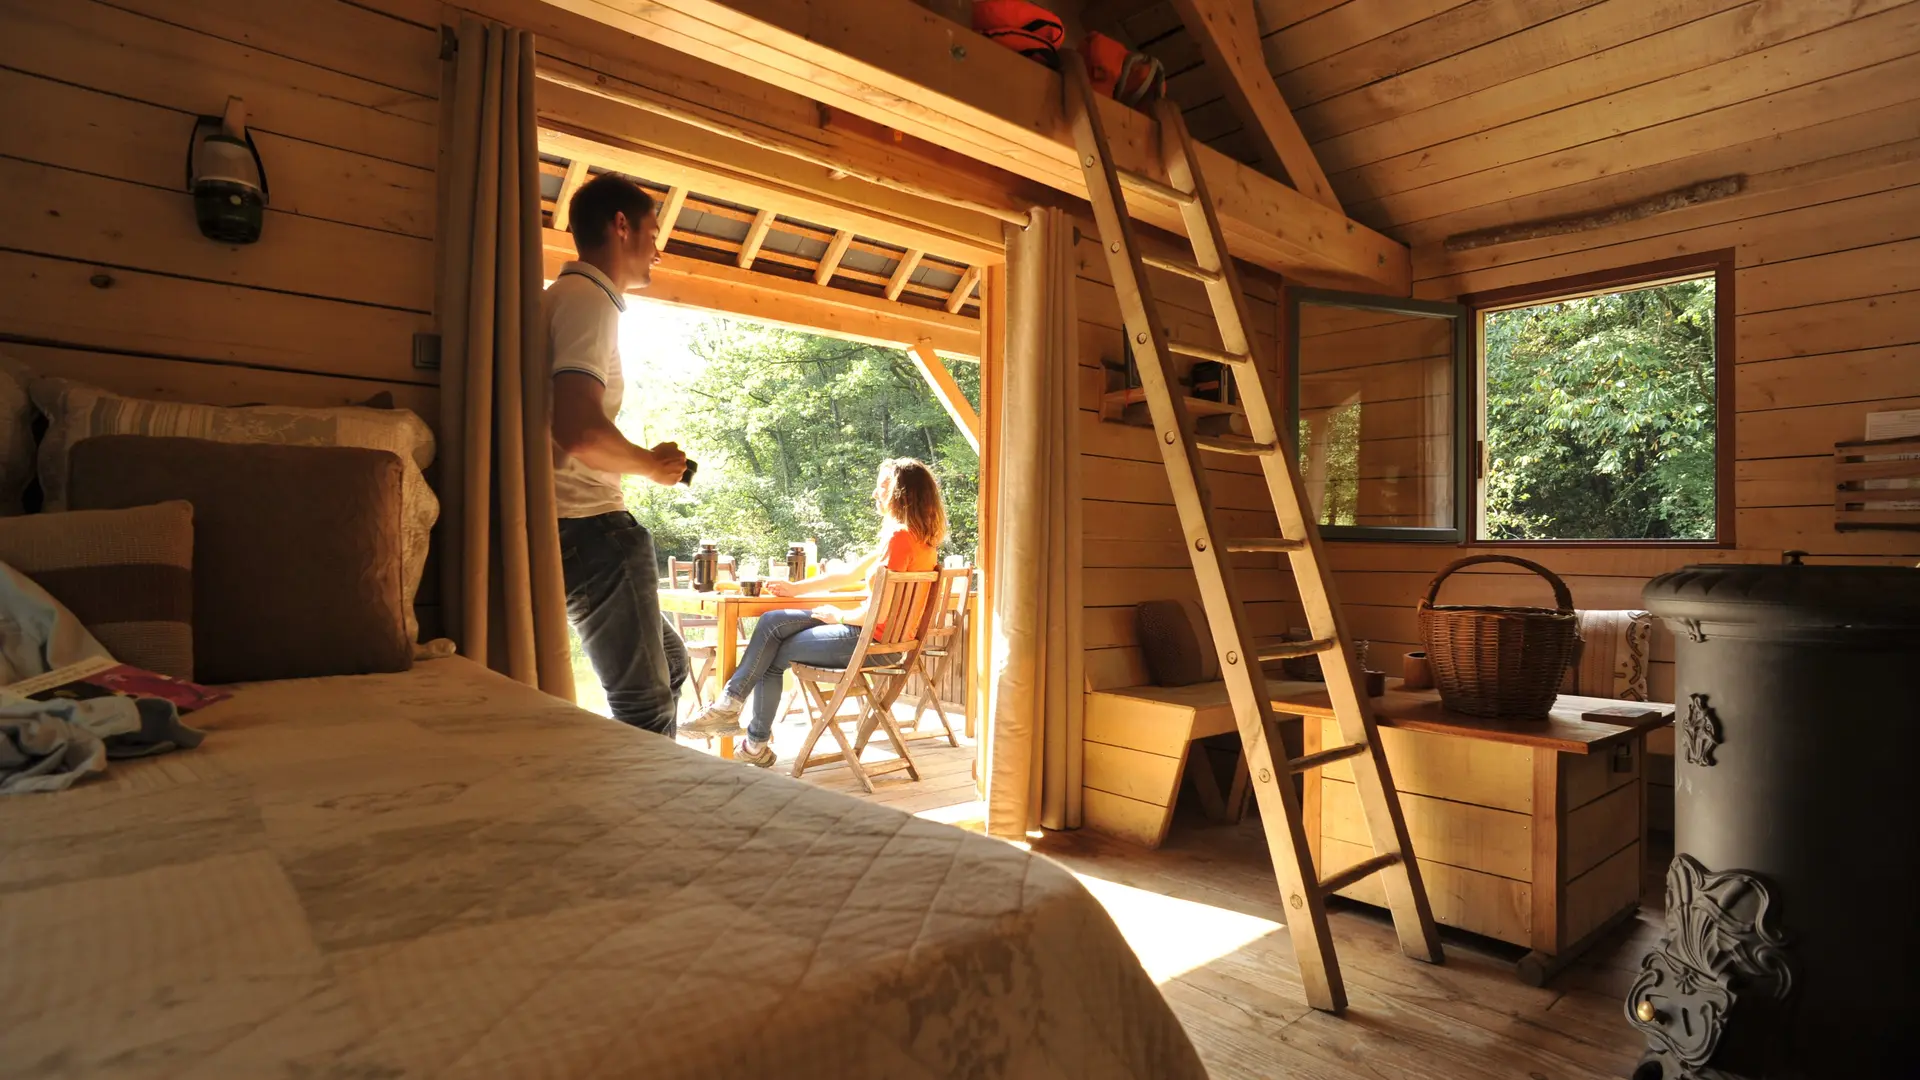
[1081,0,1920,709]
[1293,156,1920,710]
[1077,222,1294,691]
[0,0,444,416]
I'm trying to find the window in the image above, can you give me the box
[1288,289,1469,542]
[1469,254,1733,544]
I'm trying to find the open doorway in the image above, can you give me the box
[539,146,995,818]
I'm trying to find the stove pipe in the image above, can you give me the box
[1635,555,1920,1078]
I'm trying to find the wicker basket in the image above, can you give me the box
[1417,555,1578,719]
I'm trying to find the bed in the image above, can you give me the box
[0,656,1205,1079]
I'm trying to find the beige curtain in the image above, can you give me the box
[437,17,574,698]
[986,207,1083,840]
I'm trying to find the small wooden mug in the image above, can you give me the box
[1402,651,1434,690]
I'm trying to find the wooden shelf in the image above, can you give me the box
[1835,435,1920,531]
[1100,387,1243,419]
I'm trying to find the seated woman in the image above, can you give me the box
[678,458,946,767]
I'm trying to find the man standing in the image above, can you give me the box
[546,172,689,735]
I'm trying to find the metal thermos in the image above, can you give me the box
[786,544,808,583]
[692,543,720,592]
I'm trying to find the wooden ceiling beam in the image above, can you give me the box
[551,158,591,231]
[656,185,689,238]
[737,208,776,268]
[542,227,980,355]
[537,80,1006,266]
[886,248,925,301]
[534,0,1408,291]
[1169,0,1340,212]
[945,266,982,314]
[814,229,854,285]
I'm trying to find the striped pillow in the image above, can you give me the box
[0,502,194,679]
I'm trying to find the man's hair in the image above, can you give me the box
[568,173,654,249]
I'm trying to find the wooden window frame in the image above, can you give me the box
[1462,251,1737,549]
[1285,286,1472,544]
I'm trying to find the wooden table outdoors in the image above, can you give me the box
[657,587,867,758]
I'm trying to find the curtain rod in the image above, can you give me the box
[534,66,1032,230]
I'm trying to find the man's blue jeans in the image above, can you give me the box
[722,609,869,742]
[558,512,688,735]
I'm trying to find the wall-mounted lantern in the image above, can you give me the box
[188,97,268,244]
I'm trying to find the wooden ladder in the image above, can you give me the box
[1062,52,1444,1013]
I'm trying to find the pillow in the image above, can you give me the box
[1135,599,1220,687]
[0,350,35,516]
[0,501,194,678]
[69,436,412,683]
[29,377,436,641]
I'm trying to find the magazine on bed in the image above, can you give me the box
[0,656,231,713]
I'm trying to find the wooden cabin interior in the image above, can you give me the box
[1,0,1915,1076]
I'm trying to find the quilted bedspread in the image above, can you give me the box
[0,657,1204,1079]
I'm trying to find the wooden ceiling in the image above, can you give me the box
[1091,0,1920,248]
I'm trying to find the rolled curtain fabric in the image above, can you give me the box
[986,207,1083,839]
[436,18,574,698]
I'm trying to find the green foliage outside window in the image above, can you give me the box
[1481,278,1718,541]
[620,317,979,572]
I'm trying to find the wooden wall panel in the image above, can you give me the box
[0,0,441,422]
[1074,217,1295,690]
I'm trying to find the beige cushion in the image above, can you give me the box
[1562,609,1654,701]
[0,350,35,516]
[70,437,411,684]
[0,501,195,678]
[30,377,436,641]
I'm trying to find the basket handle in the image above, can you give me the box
[1423,554,1574,614]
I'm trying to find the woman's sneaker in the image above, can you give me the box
[735,739,777,769]
[680,696,745,737]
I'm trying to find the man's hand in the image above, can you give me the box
[644,441,687,486]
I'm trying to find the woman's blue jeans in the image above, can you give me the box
[723,609,866,741]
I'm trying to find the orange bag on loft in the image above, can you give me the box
[1084,31,1166,107]
[972,0,1066,69]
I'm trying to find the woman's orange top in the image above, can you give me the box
[884,525,939,573]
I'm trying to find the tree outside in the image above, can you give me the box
[1481,277,1718,541]
[616,308,980,572]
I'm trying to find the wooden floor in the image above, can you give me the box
[1035,808,1666,1080]
[685,692,1663,1077]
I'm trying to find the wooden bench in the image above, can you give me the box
[1082,679,1673,982]
[1082,681,1248,849]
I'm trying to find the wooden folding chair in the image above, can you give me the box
[789,569,941,792]
[902,566,971,747]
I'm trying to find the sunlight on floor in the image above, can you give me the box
[1072,873,1283,985]
[913,798,985,827]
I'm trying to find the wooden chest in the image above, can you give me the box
[1304,712,1649,981]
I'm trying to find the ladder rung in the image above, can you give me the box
[1317,852,1402,898]
[1288,742,1368,774]
[1167,340,1254,367]
[1118,168,1197,207]
[1143,254,1223,284]
[1196,434,1276,455]
[1226,537,1304,553]
[1257,637,1337,663]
